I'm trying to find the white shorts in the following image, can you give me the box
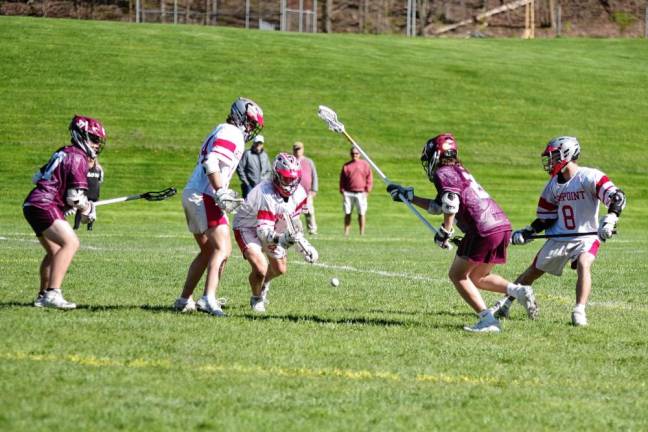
[233,228,287,260]
[534,238,601,276]
[343,191,367,215]
[182,189,228,234]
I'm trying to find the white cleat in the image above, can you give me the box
[250,296,266,313]
[196,296,225,317]
[260,282,271,305]
[464,311,501,333]
[490,297,513,320]
[510,285,539,320]
[572,309,588,327]
[173,297,196,313]
[34,294,46,308]
[42,289,76,310]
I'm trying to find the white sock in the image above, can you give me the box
[205,294,217,305]
[505,283,518,296]
[574,304,586,313]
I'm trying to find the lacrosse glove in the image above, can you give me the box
[598,213,618,241]
[386,183,414,202]
[512,226,535,245]
[80,202,96,225]
[215,188,243,213]
[434,225,454,250]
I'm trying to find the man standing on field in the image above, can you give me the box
[292,141,319,235]
[174,97,264,317]
[340,147,373,236]
[491,136,626,326]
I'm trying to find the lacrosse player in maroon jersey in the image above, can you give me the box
[24,115,105,309]
[387,133,537,332]
[173,98,264,317]
[233,153,318,313]
[490,136,626,326]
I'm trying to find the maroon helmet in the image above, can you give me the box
[69,115,106,159]
[420,133,458,180]
[272,153,301,198]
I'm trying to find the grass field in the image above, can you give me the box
[1,16,648,430]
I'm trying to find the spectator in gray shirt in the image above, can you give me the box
[237,134,272,198]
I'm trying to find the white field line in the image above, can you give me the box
[2,235,646,311]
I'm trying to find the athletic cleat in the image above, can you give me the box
[490,297,512,319]
[196,296,225,317]
[173,297,196,313]
[572,309,588,327]
[250,296,266,313]
[510,285,539,320]
[33,294,46,308]
[464,310,501,333]
[260,282,271,305]
[42,289,76,310]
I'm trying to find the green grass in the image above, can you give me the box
[1,16,648,430]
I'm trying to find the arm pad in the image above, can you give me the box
[530,218,556,233]
[441,192,459,215]
[608,190,626,216]
[66,188,89,210]
[202,153,220,175]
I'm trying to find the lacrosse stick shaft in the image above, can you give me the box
[527,230,616,239]
[94,194,142,207]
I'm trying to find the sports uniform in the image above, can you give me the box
[183,123,245,233]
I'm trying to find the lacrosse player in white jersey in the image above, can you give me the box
[173,97,264,316]
[233,153,319,313]
[490,136,626,326]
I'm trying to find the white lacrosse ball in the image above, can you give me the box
[330,277,340,287]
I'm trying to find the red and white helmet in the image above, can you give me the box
[272,153,301,198]
[69,115,106,159]
[542,136,580,176]
[229,97,264,142]
[420,133,458,181]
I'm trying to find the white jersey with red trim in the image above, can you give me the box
[233,180,308,233]
[185,123,245,197]
[536,166,620,240]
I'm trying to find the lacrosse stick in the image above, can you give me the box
[73,187,177,229]
[282,213,318,263]
[318,105,460,247]
[510,230,618,243]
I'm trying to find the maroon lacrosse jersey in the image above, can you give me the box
[433,165,511,236]
[24,145,89,211]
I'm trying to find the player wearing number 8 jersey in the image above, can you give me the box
[387,133,537,333]
[492,136,626,326]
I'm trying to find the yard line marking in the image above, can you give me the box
[0,351,500,386]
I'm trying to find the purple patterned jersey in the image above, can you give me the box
[24,145,89,211]
[433,165,511,236]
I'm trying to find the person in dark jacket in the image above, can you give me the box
[237,134,272,198]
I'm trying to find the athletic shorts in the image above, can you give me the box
[342,191,368,215]
[23,204,63,237]
[182,189,228,234]
[233,228,286,260]
[533,238,601,276]
[457,230,511,264]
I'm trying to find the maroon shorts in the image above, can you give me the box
[457,230,511,264]
[23,205,63,237]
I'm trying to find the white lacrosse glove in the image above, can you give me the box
[80,202,96,225]
[64,207,77,218]
[598,213,618,241]
[512,226,535,245]
[215,188,243,213]
[267,243,287,259]
[296,236,319,263]
[277,231,297,248]
[434,225,454,250]
[386,183,414,203]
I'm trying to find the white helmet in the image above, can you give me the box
[229,97,264,142]
[542,136,580,176]
[272,153,301,198]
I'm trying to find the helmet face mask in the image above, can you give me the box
[421,133,457,181]
[69,115,106,159]
[542,136,580,176]
[229,97,264,142]
[272,153,301,198]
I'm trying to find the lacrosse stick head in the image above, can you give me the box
[142,187,177,201]
[318,105,345,134]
